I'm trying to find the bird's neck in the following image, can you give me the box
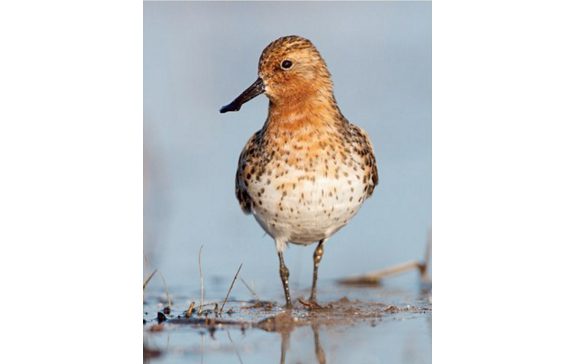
[263,91,344,135]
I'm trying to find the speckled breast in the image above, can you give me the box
[244,133,374,244]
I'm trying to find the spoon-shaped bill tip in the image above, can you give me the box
[219,78,265,114]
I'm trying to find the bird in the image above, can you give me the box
[220,35,378,308]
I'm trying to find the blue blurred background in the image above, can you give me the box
[144,1,431,296]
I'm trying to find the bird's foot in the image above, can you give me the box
[298,298,323,310]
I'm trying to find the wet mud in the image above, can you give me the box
[144,283,431,363]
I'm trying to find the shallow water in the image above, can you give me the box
[144,277,431,364]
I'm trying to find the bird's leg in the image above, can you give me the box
[309,239,326,303]
[278,251,292,308]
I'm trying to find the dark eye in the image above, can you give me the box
[281,60,293,70]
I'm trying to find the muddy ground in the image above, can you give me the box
[144,278,431,364]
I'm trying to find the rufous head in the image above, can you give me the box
[220,35,334,113]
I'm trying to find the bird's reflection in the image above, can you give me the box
[279,323,326,364]
[312,323,326,364]
[279,331,290,364]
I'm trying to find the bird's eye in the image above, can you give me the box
[281,60,293,70]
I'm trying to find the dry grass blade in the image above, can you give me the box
[240,277,259,301]
[419,229,432,283]
[220,263,243,315]
[198,245,204,315]
[143,269,158,291]
[185,301,195,318]
[338,231,433,286]
[337,260,422,286]
[157,270,172,307]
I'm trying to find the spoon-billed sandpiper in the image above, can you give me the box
[220,35,378,307]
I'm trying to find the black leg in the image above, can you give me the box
[278,251,292,308]
[309,239,326,302]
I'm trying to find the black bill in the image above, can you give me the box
[219,78,265,113]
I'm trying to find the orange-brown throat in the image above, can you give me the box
[264,89,342,135]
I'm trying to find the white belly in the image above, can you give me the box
[248,164,368,245]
